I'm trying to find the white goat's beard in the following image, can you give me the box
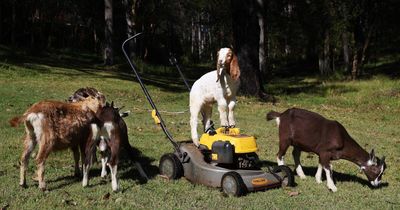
[216,67,224,82]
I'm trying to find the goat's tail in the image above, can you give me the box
[266,111,281,121]
[9,116,23,127]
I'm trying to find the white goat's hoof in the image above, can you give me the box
[39,183,46,191]
[328,185,337,192]
[316,179,322,184]
[299,175,307,179]
[112,183,119,192]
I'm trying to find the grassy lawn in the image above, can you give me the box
[0,51,399,209]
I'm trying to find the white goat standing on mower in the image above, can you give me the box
[189,48,240,146]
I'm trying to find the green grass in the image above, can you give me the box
[1,52,399,209]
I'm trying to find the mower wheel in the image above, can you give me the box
[159,153,183,179]
[272,165,295,187]
[221,172,247,197]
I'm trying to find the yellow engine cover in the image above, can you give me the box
[199,127,258,154]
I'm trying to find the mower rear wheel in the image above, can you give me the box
[221,172,247,197]
[272,165,295,187]
[159,153,183,179]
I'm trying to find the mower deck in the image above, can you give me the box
[177,143,284,192]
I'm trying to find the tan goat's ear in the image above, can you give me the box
[230,55,240,80]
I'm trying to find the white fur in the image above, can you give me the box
[296,165,306,179]
[190,50,240,146]
[102,122,113,138]
[324,167,337,192]
[315,164,323,183]
[109,164,119,191]
[99,137,108,152]
[292,148,306,179]
[276,117,280,127]
[90,123,99,140]
[101,156,108,178]
[277,156,285,166]
[27,113,44,144]
[371,165,384,187]
[82,164,90,187]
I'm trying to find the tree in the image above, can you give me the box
[231,0,270,100]
[104,0,113,65]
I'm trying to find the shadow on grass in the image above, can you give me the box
[3,45,398,98]
[0,49,198,93]
[363,60,400,79]
[302,166,389,189]
[44,146,157,191]
[266,77,358,98]
[117,146,159,184]
[259,160,389,190]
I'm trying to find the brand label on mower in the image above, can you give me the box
[251,178,268,187]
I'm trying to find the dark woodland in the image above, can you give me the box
[0,0,399,98]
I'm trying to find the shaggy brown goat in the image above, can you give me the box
[267,108,386,192]
[10,96,102,191]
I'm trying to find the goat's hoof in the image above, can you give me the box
[39,182,46,191]
[20,183,28,188]
[299,175,306,179]
[316,179,322,184]
[329,187,337,192]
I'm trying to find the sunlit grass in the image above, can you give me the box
[0,54,399,209]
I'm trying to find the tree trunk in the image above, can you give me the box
[232,0,270,100]
[351,18,364,80]
[123,0,136,59]
[104,0,113,65]
[318,30,332,75]
[342,31,351,73]
[256,0,267,81]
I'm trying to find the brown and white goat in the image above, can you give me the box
[190,48,240,146]
[83,102,148,191]
[68,88,148,184]
[266,108,386,192]
[9,97,101,191]
[83,102,121,191]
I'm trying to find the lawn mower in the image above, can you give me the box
[122,33,294,196]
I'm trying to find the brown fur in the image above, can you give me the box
[267,108,386,191]
[216,48,240,81]
[12,96,101,190]
[229,55,240,80]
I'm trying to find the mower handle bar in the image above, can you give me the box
[122,32,181,154]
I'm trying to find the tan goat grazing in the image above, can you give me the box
[9,96,101,191]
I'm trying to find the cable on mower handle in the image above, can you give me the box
[122,32,181,155]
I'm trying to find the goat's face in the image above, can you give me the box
[362,150,386,187]
[68,87,106,107]
[216,48,240,82]
[96,101,121,123]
